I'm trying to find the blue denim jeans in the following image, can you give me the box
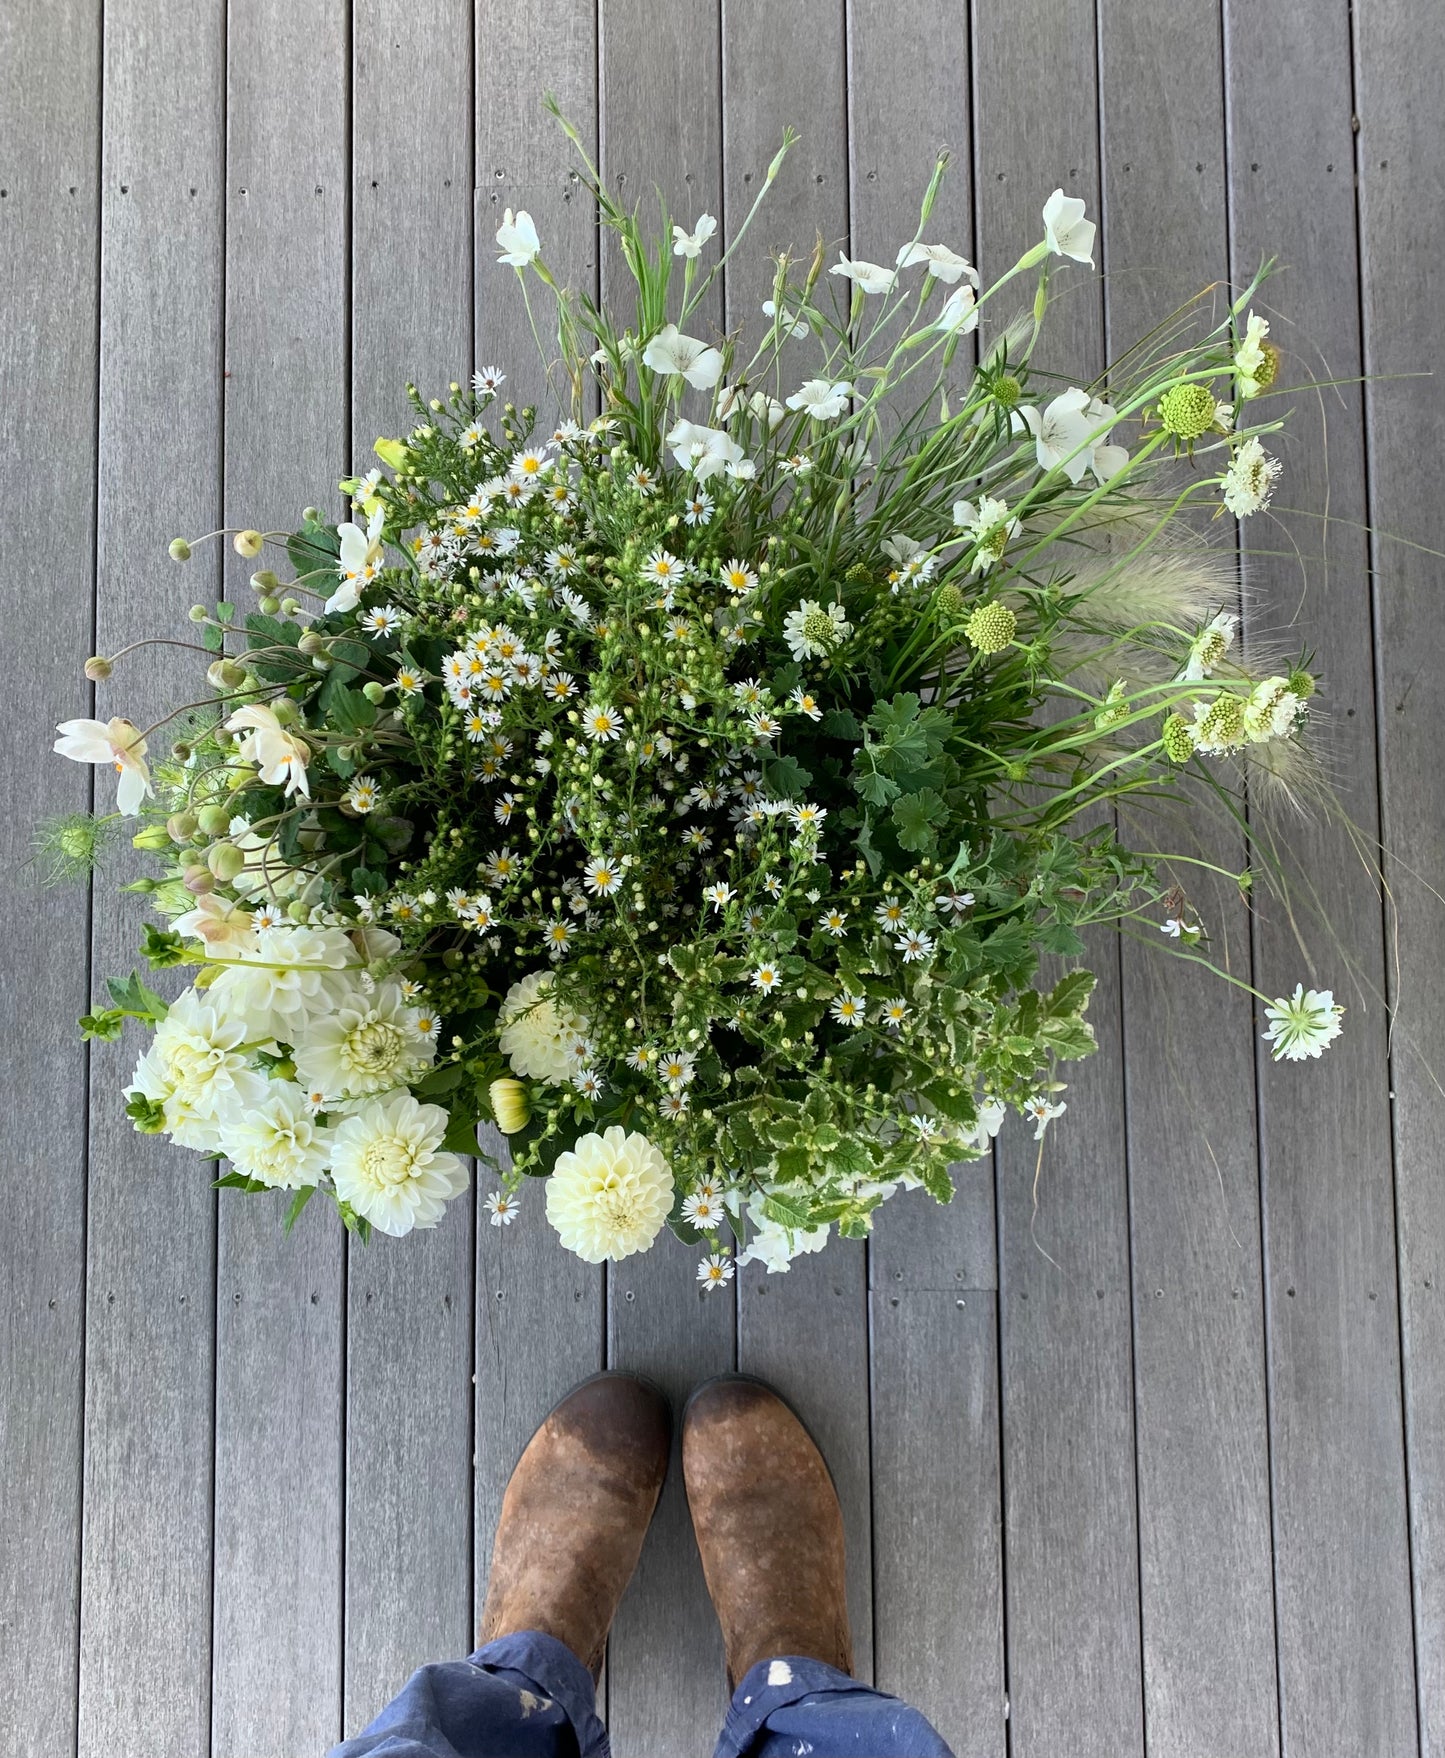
[329,1629,954,1757]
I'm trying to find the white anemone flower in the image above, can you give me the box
[1020,387,1096,484]
[218,1080,332,1190]
[785,377,854,421]
[498,971,590,1084]
[545,1126,674,1263]
[495,207,540,267]
[329,505,385,613]
[671,213,717,258]
[225,702,312,799]
[829,253,897,295]
[329,1091,469,1236]
[934,286,979,334]
[125,988,268,1152]
[895,240,979,285]
[641,322,724,389]
[1042,188,1096,265]
[53,716,153,815]
[171,892,256,955]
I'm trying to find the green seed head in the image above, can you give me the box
[1158,381,1217,442]
[963,601,1017,654]
[1287,667,1316,701]
[993,374,1022,410]
[1253,342,1281,391]
[800,605,839,648]
[1161,713,1195,764]
[934,582,965,620]
[844,562,872,586]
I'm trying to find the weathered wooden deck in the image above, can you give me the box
[2,1,1443,1753]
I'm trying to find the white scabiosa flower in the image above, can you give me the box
[545,1125,674,1263]
[329,1092,469,1236]
[782,599,851,662]
[1244,676,1304,742]
[497,971,590,1084]
[1180,610,1239,682]
[1042,188,1096,266]
[953,494,1020,571]
[1262,984,1344,1062]
[292,981,436,1100]
[53,716,154,815]
[218,1080,331,1190]
[1222,437,1282,518]
[126,988,269,1152]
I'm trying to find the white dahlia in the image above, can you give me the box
[497,971,589,1084]
[545,1126,673,1263]
[293,982,435,1100]
[207,924,361,1046]
[329,1091,468,1235]
[219,1080,331,1190]
[126,988,268,1152]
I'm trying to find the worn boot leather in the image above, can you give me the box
[477,1370,671,1678]
[683,1374,853,1688]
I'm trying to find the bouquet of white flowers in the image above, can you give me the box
[53,101,1344,1277]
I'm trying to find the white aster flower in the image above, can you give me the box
[219,1079,332,1190]
[831,993,866,1027]
[1222,437,1281,518]
[790,687,823,721]
[1261,983,1344,1062]
[829,254,897,295]
[486,1189,521,1227]
[126,988,268,1152]
[346,774,380,813]
[582,855,621,896]
[1042,188,1096,265]
[789,801,826,835]
[671,213,717,258]
[879,998,910,1029]
[642,322,724,389]
[496,207,540,267]
[697,1253,735,1290]
[785,377,854,421]
[360,604,403,636]
[681,1191,722,1229]
[497,971,589,1084]
[896,240,979,285]
[330,1091,468,1236]
[895,928,934,962]
[546,1126,674,1263]
[225,702,311,799]
[751,962,781,993]
[53,716,153,814]
[584,703,623,742]
[818,908,848,937]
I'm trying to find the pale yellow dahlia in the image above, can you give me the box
[545,1126,673,1263]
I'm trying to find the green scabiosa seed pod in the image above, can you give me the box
[1161,712,1195,764]
[963,601,1017,654]
[1157,381,1217,442]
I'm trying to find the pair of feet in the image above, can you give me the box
[478,1373,852,1691]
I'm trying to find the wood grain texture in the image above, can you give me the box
[211,0,350,1751]
[77,4,226,1756]
[723,0,875,1687]
[0,3,100,1754]
[1098,2,1281,1752]
[596,11,735,1747]
[342,1,477,1734]
[973,1,1145,1750]
[1224,0,1419,1751]
[1355,0,1445,1750]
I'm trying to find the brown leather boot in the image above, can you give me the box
[682,1374,853,1689]
[477,1371,671,1679]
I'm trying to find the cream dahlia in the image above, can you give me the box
[545,1126,673,1263]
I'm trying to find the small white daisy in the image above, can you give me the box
[345,775,380,813]
[831,993,866,1027]
[789,802,826,835]
[681,1191,721,1227]
[818,908,848,937]
[486,1190,521,1226]
[583,856,621,897]
[697,1254,735,1290]
[751,962,781,993]
[895,929,935,962]
[879,998,910,1028]
[360,604,404,636]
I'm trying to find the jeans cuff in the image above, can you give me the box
[718,1654,868,1756]
[467,1629,608,1755]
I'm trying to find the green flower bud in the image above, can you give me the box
[206,841,246,882]
[250,569,280,593]
[933,582,964,621]
[233,529,264,558]
[196,803,232,837]
[963,601,1017,654]
[131,823,174,852]
[1287,668,1316,701]
[845,562,872,585]
[171,741,193,764]
[188,604,208,622]
[1158,381,1217,442]
[182,866,216,895]
[166,811,199,843]
[257,595,282,616]
[297,631,326,656]
[1160,713,1194,763]
[361,680,387,704]
[168,537,192,562]
[84,655,113,682]
[302,506,322,526]
[993,373,1022,409]
[206,658,248,693]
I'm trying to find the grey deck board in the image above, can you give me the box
[1356,1,1445,1749]
[1224,0,1420,1752]
[78,5,226,1756]
[0,4,100,1756]
[3,1,1441,1754]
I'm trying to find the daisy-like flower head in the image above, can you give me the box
[1261,984,1344,1062]
[545,670,578,702]
[330,1092,468,1236]
[720,558,759,596]
[875,895,907,929]
[473,365,506,395]
[486,1189,521,1227]
[818,908,848,938]
[628,465,658,495]
[1023,1095,1067,1140]
[585,703,623,742]
[751,961,782,993]
[831,993,866,1028]
[779,452,812,476]
[360,603,404,636]
[748,711,782,742]
[626,1045,658,1072]
[509,447,550,483]
[789,801,826,836]
[572,1067,605,1100]
[659,1091,689,1119]
[703,882,735,911]
[346,775,380,813]
[657,1050,696,1089]
[681,1191,723,1230]
[895,928,935,963]
[697,1253,736,1290]
[935,888,975,916]
[641,548,688,589]
[782,599,851,662]
[789,688,823,721]
[684,492,714,526]
[545,1126,674,1263]
[879,998,910,1029]
[582,854,621,897]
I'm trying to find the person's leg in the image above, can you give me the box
[328,1371,671,1758]
[684,1376,955,1758]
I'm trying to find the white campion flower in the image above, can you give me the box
[225,702,311,799]
[207,924,362,1047]
[329,1091,469,1236]
[53,716,153,815]
[545,1126,674,1263]
[934,285,979,334]
[761,299,809,338]
[1084,395,1130,480]
[829,253,897,295]
[718,382,786,429]
[641,322,724,389]
[1261,984,1344,1062]
[785,377,854,421]
[292,981,436,1100]
[1179,610,1239,682]
[497,971,590,1084]
[671,213,717,257]
[329,505,385,613]
[495,207,540,267]
[1020,387,1096,484]
[126,988,269,1152]
[1042,188,1096,265]
[218,1080,332,1190]
[895,240,979,285]
[664,418,747,482]
[171,892,256,955]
